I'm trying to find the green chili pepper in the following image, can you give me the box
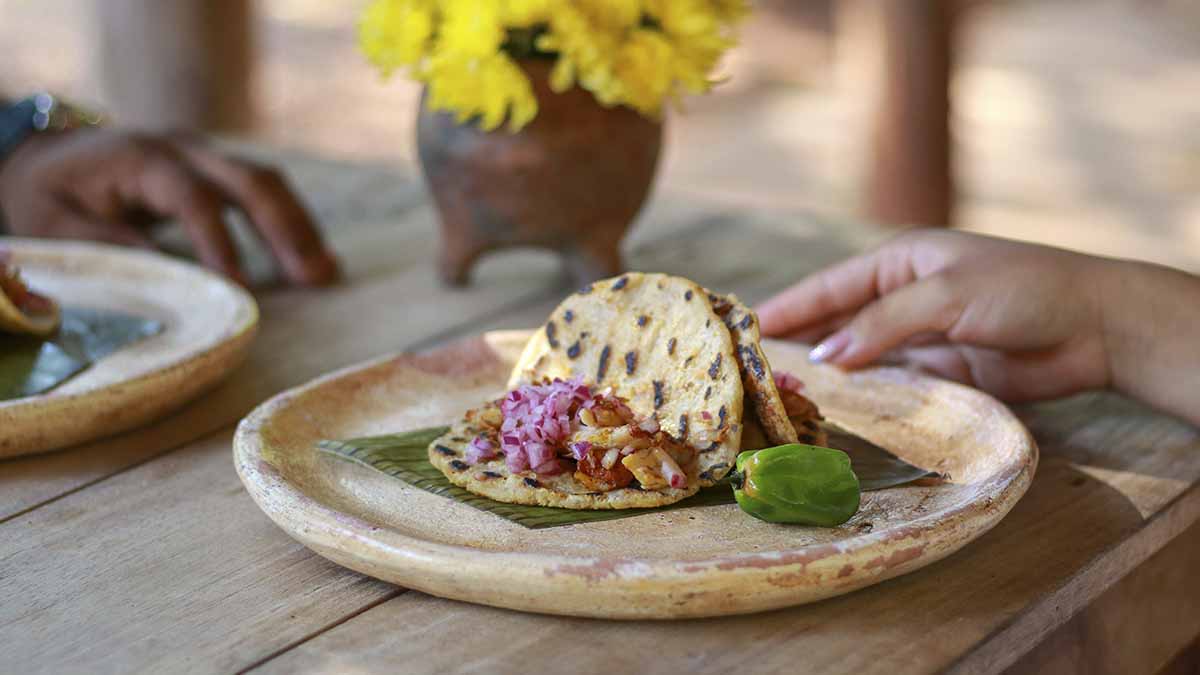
[731,444,861,526]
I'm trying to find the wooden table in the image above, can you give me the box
[2,150,1198,675]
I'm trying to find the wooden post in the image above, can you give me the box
[93,0,254,133]
[844,0,956,228]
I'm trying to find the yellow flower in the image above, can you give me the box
[504,0,556,27]
[359,0,748,131]
[359,0,436,75]
[439,0,506,59]
[612,29,674,115]
[646,0,739,93]
[426,52,539,132]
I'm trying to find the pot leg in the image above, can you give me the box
[562,238,624,286]
[439,238,485,287]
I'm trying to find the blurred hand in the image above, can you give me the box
[0,128,339,285]
[757,229,1112,402]
[758,229,1200,426]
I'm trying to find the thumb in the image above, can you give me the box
[809,274,964,369]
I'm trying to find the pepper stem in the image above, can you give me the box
[728,469,744,490]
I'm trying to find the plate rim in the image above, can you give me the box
[0,237,259,456]
[234,330,1038,619]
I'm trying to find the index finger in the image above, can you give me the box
[756,238,924,338]
[756,252,877,337]
[176,141,340,286]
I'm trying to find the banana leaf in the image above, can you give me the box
[0,307,164,401]
[318,423,939,530]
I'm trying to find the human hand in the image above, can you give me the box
[0,128,339,285]
[757,229,1112,403]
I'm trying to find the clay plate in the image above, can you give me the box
[235,331,1037,619]
[1,238,258,457]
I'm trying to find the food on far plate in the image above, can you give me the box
[0,249,60,336]
[732,444,861,526]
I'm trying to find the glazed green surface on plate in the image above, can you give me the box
[0,307,164,401]
[318,423,938,529]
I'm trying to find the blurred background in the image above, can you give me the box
[3,0,1199,271]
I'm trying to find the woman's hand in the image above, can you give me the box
[0,128,339,285]
[757,229,1200,425]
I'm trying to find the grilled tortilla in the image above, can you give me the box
[707,291,798,448]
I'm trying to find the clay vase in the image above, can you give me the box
[417,59,663,287]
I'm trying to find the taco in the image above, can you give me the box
[430,273,744,509]
[0,249,60,336]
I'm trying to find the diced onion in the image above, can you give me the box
[601,447,621,469]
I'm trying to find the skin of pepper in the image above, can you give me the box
[733,444,861,526]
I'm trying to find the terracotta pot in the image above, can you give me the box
[417,59,663,287]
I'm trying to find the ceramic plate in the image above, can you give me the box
[235,331,1036,619]
[1,238,258,457]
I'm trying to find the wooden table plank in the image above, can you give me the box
[1,190,870,673]
[1005,520,1200,675]
[248,396,1200,675]
[8,149,1197,674]
[0,430,396,675]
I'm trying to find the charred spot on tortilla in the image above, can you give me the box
[718,405,727,428]
[597,345,612,380]
[653,380,665,409]
[524,477,541,488]
[483,471,502,479]
[667,337,676,355]
[636,315,648,327]
[545,321,559,348]
[624,350,637,375]
[578,284,594,294]
[612,276,629,290]
[435,445,458,456]
[684,355,695,367]
[708,354,722,379]
[684,290,693,301]
[737,313,753,330]
[678,413,689,442]
[705,319,711,328]
[704,385,712,400]
[739,344,766,380]
[701,441,721,453]
[449,460,469,471]
[564,309,574,323]
[567,341,582,359]
[699,464,728,481]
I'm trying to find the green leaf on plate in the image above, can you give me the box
[820,421,940,491]
[0,307,164,402]
[318,422,938,530]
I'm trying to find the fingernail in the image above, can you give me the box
[809,331,851,363]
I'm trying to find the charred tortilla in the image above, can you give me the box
[708,291,798,447]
